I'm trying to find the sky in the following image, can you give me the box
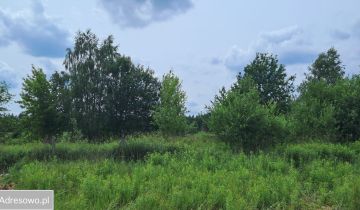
[0,0,359,115]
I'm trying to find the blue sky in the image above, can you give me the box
[0,0,359,115]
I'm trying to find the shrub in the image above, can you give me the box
[333,76,360,142]
[208,77,287,151]
[290,81,337,141]
[112,139,179,161]
[291,76,360,143]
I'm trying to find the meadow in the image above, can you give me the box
[1,133,360,210]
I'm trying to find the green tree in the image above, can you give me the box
[154,71,188,136]
[64,30,106,139]
[64,30,160,139]
[103,57,160,137]
[290,80,337,141]
[50,71,72,133]
[208,77,286,151]
[291,48,348,141]
[0,81,12,112]
[242,53,295,113]
[18,67,58,143]
[186,113,210,132]
[332,76,360,142]
[306,47,344,84]
[0,114,20,143]
[290,76,360,142]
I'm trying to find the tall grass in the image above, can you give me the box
[275,141,360,167]
[0,135,180,172]
[1,133,360,209]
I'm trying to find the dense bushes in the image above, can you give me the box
[287,48,360,143]
[0,114,21,143]
[333,76,360,141]
[290,81,338,141]
[290,77,360,142]
[207,48,360,150]
[208,77,287,150]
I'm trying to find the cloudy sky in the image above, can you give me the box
[0,0,359,115]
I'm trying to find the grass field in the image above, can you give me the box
[1,133,360,209]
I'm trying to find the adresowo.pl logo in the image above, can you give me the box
[0,190,53,210]
[0,196,50,205]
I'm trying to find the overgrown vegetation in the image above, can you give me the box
[208,77,287,150]
[1,31,358,149]
[1,30,360,209]
[0,135,180,172]
[1,134,360,209]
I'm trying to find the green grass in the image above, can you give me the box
[275,141,360,166]
[1,133,360,209]
[0,135,180,172]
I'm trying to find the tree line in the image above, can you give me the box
[1,30,360,150]
[208,48,360,150]
[0,30,187,143]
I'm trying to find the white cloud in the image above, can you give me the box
[215,26,317,73]
[0,1,70,58]
[99,0,193,28]
[223,46,253,72]
[0,61,19,89]
[259,25,302,45]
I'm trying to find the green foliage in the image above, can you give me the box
[209,77,287,151]
[50,71,72,134]
[0,114,20,143]
[290,48,346,141]
[2,134,360,209]
[0,135,180,171]
[186,112,210,132]
[154,71,188,136]
[0,81,12,112]
[332,76,360,141]
[290,80,337,140]
[306,47,344,85]
[276,142,359,166]
[18,67,58,141]
[243,53,295,113]
[64,30,160,139]
[64,30,105,139]
[112,138,179,161]
[291,75,360,142]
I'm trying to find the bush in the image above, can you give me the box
[291,77,360,142]
[0,114,21,144]
[333,76,360,142]
[208,77,287,151]
[289,102,336,141]
[112,138,179,161]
